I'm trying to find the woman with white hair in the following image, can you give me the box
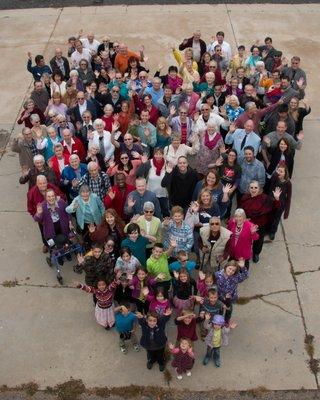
[67,69,84,92]
[19,154,57,189]
[250,60,269,97]
[195,121,225,176]
[88,119,115,165]
[36,125,61,161]
[227,208,259,269]
[17,98,45,129]
[224,95,244,122]
[30,113,47,141]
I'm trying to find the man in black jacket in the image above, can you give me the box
[50,48,70,80]
[178,30,206,64]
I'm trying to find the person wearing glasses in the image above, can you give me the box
[104,85,125,114]
[114,43,145,74]
[167,105,194,145]
[194,103,227,135]
[199,216,232,273]
[61,128,86,162]
[107,152,142,187]
[97,36,114,56]
[77,59,95,86]
[207,31,232,64]
[281,56,307,90]
[69,91,97,124]
[193,71,216,97]
[211,45,228,73]
[17,98,45,129]
[50,48,70,81]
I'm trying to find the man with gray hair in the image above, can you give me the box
[11,127,40,169]
[125,177,161,219]
[144,77,164,106]
[61,154,87,201]
[77,161,110,200]
[61,128,86,161]
[19,154,56,189]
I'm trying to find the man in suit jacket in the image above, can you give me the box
[69,91,98,124]
[50,48,70,80]
[178,30,206,63]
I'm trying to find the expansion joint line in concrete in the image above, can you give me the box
[281,222,319,388]
[224,2,238,49]
[0,7,64,164]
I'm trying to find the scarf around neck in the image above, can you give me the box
[204,131,221,150]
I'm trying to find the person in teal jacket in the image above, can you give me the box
[66,184,105,231]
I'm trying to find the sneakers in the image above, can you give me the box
[186,371,192,377]
[203,355,211,365]
[252,254,259,263]
[147,360,153,370]
[120,345,128,354]
[133,344,140,352]
[214,358,221,367]
[177,374,183,380]
[269,233,275,241]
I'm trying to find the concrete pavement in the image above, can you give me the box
[0,4,319,393]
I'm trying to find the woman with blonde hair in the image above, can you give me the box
[156,117,172,148]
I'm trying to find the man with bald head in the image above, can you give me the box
[178,30,207,63]
[80,31,100,54]
[61,128,86,162]
[114,42,145,74]
[225,119,261,162]
[50,48,70,80]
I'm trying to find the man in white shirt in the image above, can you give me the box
[71,40,91,69]
[207,31,232,64]
[80,32,100,55]
[194,104,228,133]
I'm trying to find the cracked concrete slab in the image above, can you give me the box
[0,2,319,392]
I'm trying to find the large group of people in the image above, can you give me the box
[13,29,310,378]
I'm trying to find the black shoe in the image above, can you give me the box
[58,258,64,266]
[66,254,72,261]
[252,254,259,263]
[147,361,153,370]
[269,233,275,241]
[159,364,165,372]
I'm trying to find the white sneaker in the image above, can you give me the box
[186,371,192,377]
[177,374,183,380]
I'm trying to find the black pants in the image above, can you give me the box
[147,347,165,366]
[253,225,266,256]
[224,298,233,323]
[135,298,150,314]
[158,197,170,218]
[268,207,284,236]
[38,223,47,246]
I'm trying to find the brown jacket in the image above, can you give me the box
[11,138,37,169]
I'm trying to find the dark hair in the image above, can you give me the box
[168,65,178,73]
[153,242,164,250]
[229,148,238,157]
[243,145,255,154]
[163,84,172,91]
[208,288,218,296]
[178,267,190,281]
[276,162,290,181]
[120,246,132,257]
[278,104,289,114]
[238,45,245,51]
[154,286,168,299]
[216,31,225,37]
[92,243,103,251]
[147,311,158,320]
[281,75,290,82]
[35,55,44,65]
[127,223,140,235]
[53,72,63,81]
[265,37,272,43]
[252,46,259,53]
[118,152,133,172]
[277,137,291,155]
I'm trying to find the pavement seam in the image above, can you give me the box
[224,1,238,49]
[281,222,320,388]
[0,7,64,164]
[259,297,301,319]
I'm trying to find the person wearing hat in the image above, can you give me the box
[203,313,225,367]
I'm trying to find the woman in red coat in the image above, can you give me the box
[48,143,70,182]
[227,208,259,269]
[240,180,281,263]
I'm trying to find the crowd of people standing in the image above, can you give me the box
[12,28,309,378]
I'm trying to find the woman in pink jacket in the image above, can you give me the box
[227,208,259,269]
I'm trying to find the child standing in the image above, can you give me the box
[175,310,204,343]
[172,268,197,316]
[146,240,177,295]
[203,314,225,367]
[169,338,195,380]
[215,259,248,325]
[137,309,172,372]
[143,286,170,316]
[75,272,121,330]
[114,305,140,354]
[115,247,141,276]
[196,270,217,298]
[130,267,165,314]
[169,250,197,274]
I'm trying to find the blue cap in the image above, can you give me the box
[212,314,225,325]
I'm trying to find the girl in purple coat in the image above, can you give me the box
[129,266,166,314]
[169,338,195,380]
[215,259,248,325]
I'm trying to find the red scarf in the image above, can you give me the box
[152,157,165,176]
